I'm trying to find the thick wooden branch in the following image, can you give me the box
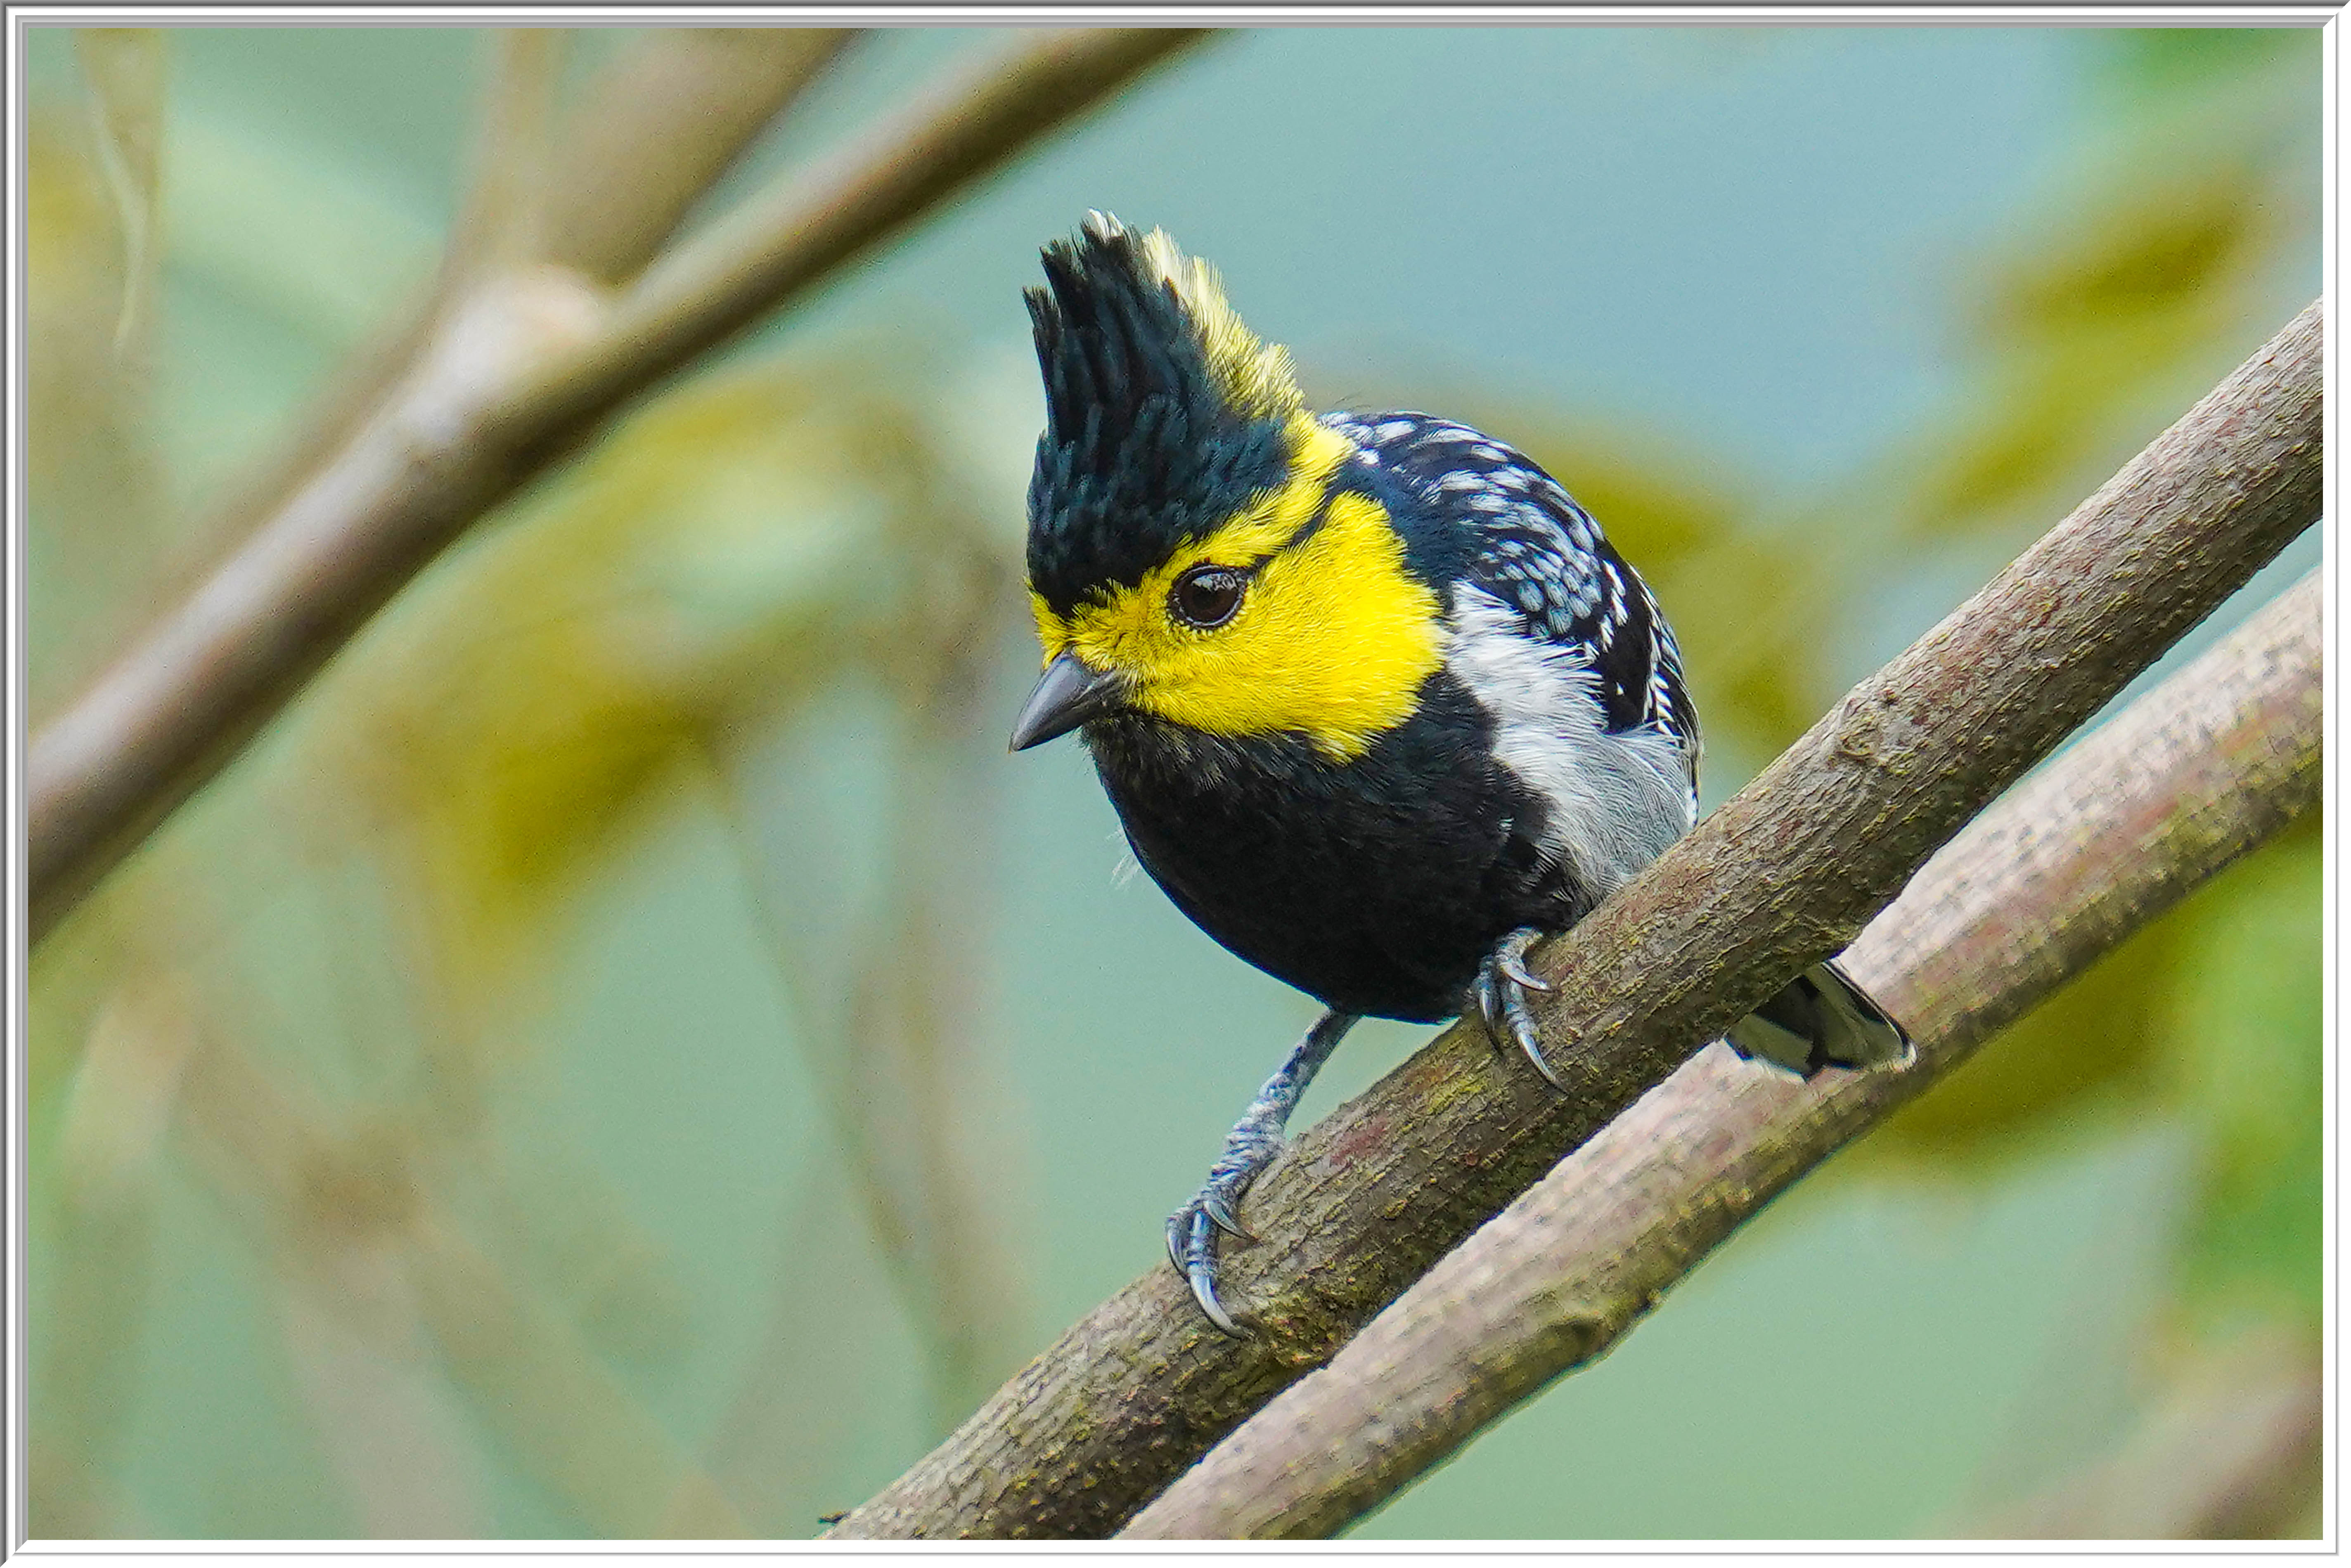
[1125,568,2323,1539]
[26,26,1215,946]
[827,301,2320,1539]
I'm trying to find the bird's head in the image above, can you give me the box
[1010,215,1444,762]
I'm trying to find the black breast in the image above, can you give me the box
[1083,672,1585,1023]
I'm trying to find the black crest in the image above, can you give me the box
[1024,217,1294,615]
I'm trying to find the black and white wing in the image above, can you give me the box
[1329,412,1697,751]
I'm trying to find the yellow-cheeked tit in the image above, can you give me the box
[1010,214,1910,1334]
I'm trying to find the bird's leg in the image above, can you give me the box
[1474,925,1561,1090]
[1168,1007,1361,1336]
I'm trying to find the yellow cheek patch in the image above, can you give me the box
[1028,429,1443,762]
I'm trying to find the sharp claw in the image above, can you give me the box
[1189,1266,1243,1336]
[1520,1034,1567,1092]
[1473,929,1565,1089]
[1496,949,1551,992]
[1185,1213,1245,1336]
[1200,1190,1251,1240]
[1474,969,1503,1039]
[1166,1189,1251,1322]
[1508,990,1567,1093]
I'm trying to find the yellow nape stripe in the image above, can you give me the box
[1032,428,1443,762]
[1137,228,1312,435]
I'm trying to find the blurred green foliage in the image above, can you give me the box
[314,348,998,1027]
[2166,818,2323,1333]
[22,24,2320,1541]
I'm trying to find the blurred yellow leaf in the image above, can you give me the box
[308,345,1002,1026]
[1911,166,2272,535]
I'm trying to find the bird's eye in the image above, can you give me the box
[1169,565,1247,630]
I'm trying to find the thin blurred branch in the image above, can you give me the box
[1963,1335,2321,1540]
[71,28,165,357]
[28,55,172,721]
[709,560,1034,1434]
[1125,569,2323,1540]
[828,302,2320,1539]
[157,28,861,600]
[854,690,1033,1428]
[440,28,569,284]
[276,1277,493,1538]
[172,1024,751,1537]
[704,1163,898,1535]
[477,26,1210,455]
[29,26,1210,944]
[545,28,860,284]
[30,975,197,1537]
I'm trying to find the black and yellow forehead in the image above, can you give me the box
[1024,216,1311,616]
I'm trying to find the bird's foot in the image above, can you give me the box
[1473,925,1561,1090]
[1165,1116,1284,1336]
[1163,1008,1359,1337]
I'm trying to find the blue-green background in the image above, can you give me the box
[24,24,2323,1540]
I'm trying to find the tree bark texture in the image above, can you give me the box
[826,300,2320,1539]
[1124,568,2322,1539]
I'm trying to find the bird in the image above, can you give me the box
[1009,213,1911,1335]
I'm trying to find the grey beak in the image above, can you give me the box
[1010,651,1125,751]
